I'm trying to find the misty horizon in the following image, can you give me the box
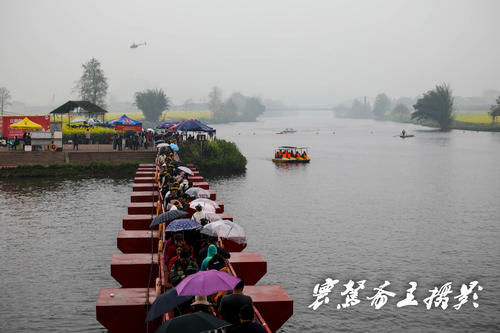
[1,0,499,108]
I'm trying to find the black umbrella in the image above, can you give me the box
[150,210,188,228]
[146,288,193,322]
[154,312,230,333]
[170,161,186,167]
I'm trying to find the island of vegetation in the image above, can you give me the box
[178,139,247,176]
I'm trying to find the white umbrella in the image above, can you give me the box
[200,220,246,244]
[204,212,223,222]
[192,202,216,213]
[177,166,194,176]
[157,143,170,148]
[185,187,210,199]
[190,198,219,209]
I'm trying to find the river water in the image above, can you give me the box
[1,111,499,332]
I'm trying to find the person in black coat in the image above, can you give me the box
[218,279,254,328]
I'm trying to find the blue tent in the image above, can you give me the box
[174,119,215,133]
[106,114,142,126]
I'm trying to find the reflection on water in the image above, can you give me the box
[208,113,500,332]
[1,112,500,332]
[0,177,132,333]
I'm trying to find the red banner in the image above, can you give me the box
[115,124,142,132]
[1,115,51,139]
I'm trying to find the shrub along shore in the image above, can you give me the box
[0,161,139,178]
[178,140,247,176]
[0,140,247,178]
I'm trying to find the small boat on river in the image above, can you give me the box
[400,134,414,138]
[276,128,297,134]
[272,146,310,163]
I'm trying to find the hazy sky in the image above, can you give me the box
[1,0,499,107]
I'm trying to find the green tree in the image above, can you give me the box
[489,96,500,124]
[214,98,237,122]
[75,58,108,108]
[412,84,454,130]
[391,103,411,122]
[135,89,170,122]
[372,93,391,120]
[0,87,12,117]
[350,98,371,119]
[241,96,266,121]
[208,86,223,114]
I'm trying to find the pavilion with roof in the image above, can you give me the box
[49,101,108,124]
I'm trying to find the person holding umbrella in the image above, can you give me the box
[192,204,206,223]
[218,279,254,330]
[165,233,192,265]
[169,248,199,286]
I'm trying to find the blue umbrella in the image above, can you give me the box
[157,121,179,129]
[145,288,193,321]
[150,210,188,228]
[170,143,179,151]
[165,218,201,232]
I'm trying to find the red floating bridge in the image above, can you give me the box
[96,162,293,332]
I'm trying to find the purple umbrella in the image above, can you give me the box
[176,270,241,296]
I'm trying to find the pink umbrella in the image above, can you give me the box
[176,270,241,296]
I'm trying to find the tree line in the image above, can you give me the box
[208,87,265,123]
[334,84,500,131]
[73,59,265,124]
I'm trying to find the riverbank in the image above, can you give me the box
[0,161,140,178]
[0,147,156,167]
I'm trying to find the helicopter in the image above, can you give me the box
[130,42,147,49]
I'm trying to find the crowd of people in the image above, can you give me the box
[156,145,265,332]
[274,149,308,159]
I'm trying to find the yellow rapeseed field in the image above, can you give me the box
[454,111,493,124]
[62,123,116,135]
[104,110,212,121]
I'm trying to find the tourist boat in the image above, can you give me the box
[272,146,310,163]
[276,128,297,134]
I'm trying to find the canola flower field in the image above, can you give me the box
[62,110,213,143]
[103,110,212,122]
[454,111,493,124]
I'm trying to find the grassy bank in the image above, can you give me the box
[0,161,139,178]
[179,140,246,176]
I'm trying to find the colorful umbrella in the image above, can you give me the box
[170,143,179,151]
[176,270,241,296]
[165,218,201,232]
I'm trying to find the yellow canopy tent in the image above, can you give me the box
[9,117,43,130]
